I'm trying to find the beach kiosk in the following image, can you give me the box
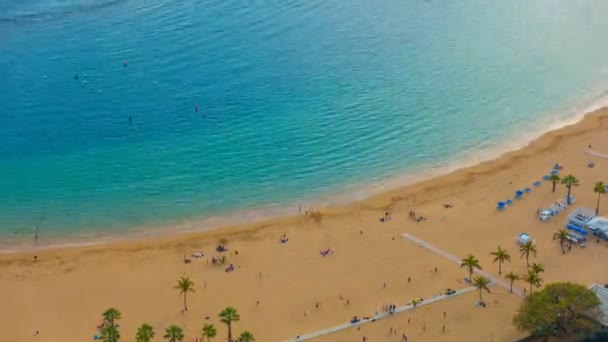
[587,217,608,239]
[567,208,595,229]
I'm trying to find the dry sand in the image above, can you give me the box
[3,108,608,342]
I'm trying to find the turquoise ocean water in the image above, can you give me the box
[1,0,608,248]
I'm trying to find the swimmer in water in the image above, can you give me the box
[195,105,199,112]
[74,75,78,80]
[124,60,128,67]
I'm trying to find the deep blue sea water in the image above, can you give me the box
[1,0,608,247]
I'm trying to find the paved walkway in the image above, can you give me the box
[282,232,523,341]
[401,233,524,297]
[283,286,477,342]
[586,149,608,159]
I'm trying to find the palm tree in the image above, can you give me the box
[174,276,195,312]
[219,307,240,342]
[519,241,537,267]
[522,270,543,294]
[102,307,122,328]
[238,331,255,342]
[594,181,606,215]
[553,229,569,254]
[472,275,491,303]
[529,262,545,275]
[549,174,561,193]
[164,325,184,342]
[202,323,217,342]
[460,254,482,280]
[504,272,519,293]
[101,325,120,342]
[490,246,510,275]
[561,174,579,204]
[136,323,155,342]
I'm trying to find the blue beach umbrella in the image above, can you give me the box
[534,181,541,187]
[543,175,550,181]
[524,187,532,193]
[550,170,559,175]
[506,199,513,205]
[497,201,506,210]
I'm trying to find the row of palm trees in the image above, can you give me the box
[97,276,254,342]
[459,241,545,301]
[549,174,606,214]
[99,306,253,342]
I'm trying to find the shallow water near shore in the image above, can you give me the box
[1,0,608,247]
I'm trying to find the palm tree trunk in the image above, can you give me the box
[567,187,571,205]
[552,181,556,193]
[227,323,232,342]
[509,280,513,293]
[184,293,187,311]
[479,288,482,302]
[498,261,502,275]
[469,269,473,281]
[597,193,601,215]
[526,254,529,267]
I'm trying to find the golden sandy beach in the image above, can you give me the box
[3,108,608,342]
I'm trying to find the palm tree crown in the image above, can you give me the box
[238,331,256,342]
[460,254,482,280]
[101,325,120,342]
[529,262,545,274]
[490,246,511,275]
[522,270,543,294]
[519,241,537,267]
[202,323,217,342]
[561,174,579,204]
[594,181,606,215]
[102,307,122,328]
[164,325,185,342]
[553,229,569,254]
[472,275,491,303]
[136,323,155,342]
[219,307,240,342]
[504,272,519,293]
[549,174,561,193]
[175,276,195,312]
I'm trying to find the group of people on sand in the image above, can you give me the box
[383,304,397,314]
[380,212,392,222]
[408,210,427,222]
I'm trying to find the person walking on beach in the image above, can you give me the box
[408,276,411,284]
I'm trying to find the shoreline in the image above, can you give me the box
[5,105,608,342]
[4,104,608,254]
